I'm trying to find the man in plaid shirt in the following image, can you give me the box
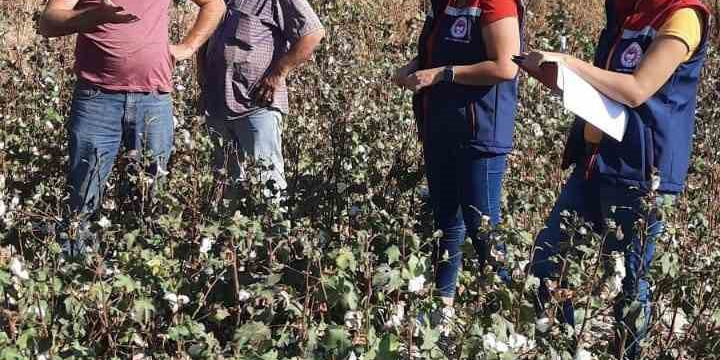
[200,0,325,201]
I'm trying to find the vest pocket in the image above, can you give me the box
[468,92,497,143]
[595,116,651,184]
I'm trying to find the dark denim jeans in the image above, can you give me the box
[531,166,666,359]
[67,81,173,217]
[424,141,508,298]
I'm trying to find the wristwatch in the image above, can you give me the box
[441,66,455,84]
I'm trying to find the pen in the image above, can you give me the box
[512,55,525,66]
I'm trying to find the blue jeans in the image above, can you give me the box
[206,109,287,194]
[424,141,508,298]
[531,166,665,359]
[68,81,174,217]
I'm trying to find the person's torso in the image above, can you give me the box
[74,0,173,92]
[414,0,524,154]
[204,0,290,117]
[571,0,710,193]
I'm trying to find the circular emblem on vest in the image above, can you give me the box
[451,16,469,38]
[621,42,644,68]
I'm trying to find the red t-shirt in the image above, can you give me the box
[74,0,173,93]
[478,0,520,25]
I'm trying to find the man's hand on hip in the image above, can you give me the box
[170,43,196,62]
[254,70,287,107]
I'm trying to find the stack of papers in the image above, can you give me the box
[555,64,628,142]
[520,59,628,142]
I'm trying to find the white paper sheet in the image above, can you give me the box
[555,64,628,142]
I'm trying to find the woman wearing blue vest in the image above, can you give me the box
[522,0,710,358]
[393,0,524,331]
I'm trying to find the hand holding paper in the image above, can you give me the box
[516,52,628,141]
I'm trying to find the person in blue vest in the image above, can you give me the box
[521,0,710,358]
[393,0,524,337]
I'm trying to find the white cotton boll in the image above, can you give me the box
[36,353,49,360]
[613,255,626,277]
[483,333,509,353]
[536,316,551,333]
[97,216,111,229]
[177,295,190,305]
[238,290,251,302]
[278,290,291,304]
[383,301,405,329]
[10,195,19,209]
[532,122,544,138]
[199,237,213,254]
[508,333,529,350]
[408,275,426,293]
[163,292,180,313]
[156,166,170,178]
[0,200,6,218]
[348,351,358,360]
[9,257,29,281]
[578,226,588,236]
[179,129,192,147]
[344,311,362,331]
[163,292,177,302]
[574,349,593,360]
[651,174,661,191]
[662,308,689,335]
[249,250,257,259]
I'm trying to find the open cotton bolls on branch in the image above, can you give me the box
[10,257,29,281]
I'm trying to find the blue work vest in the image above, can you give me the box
[563,0,710,194]
[413,0,525,155]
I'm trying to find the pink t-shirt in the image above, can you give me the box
[74,0,173,92]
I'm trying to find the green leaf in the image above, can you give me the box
[212,305,230,322]
[132,298,155,325]
[113,274,137,293]
[375,333,400,360]
[385,245,401,265]
[234,321,272,348]
[322,326,351,353]
[335,248,357,271]
[421,327,440,350]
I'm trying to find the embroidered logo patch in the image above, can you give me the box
[451,17,469,38]
[620,42,644,68]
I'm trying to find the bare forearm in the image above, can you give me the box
[453,60,519,86]
[564,56,646,107]
[180,0,226,51]
[39,8,105,37]
[273,28,325,76]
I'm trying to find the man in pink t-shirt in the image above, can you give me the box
[38,0,225,256]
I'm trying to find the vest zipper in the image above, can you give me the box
[585,6,633,180]
[421,0,450,140]
[468,102,477,140]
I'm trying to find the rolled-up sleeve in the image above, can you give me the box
[278,0,324,43]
